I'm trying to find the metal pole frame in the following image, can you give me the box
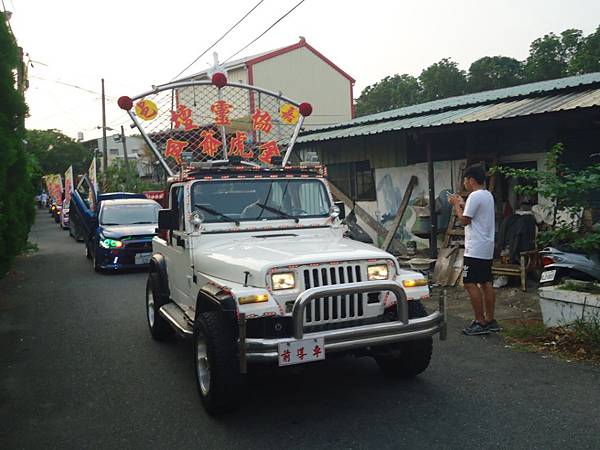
[126,80,305,174]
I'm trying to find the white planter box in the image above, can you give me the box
[538,285,600,327]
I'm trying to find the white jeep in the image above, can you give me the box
[145,162,447,414]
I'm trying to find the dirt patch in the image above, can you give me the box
[502,318,600,364]
[432,284,541,323]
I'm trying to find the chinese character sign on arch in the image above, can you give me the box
[117,73,313,176]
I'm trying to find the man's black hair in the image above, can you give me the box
[464,164,486,185]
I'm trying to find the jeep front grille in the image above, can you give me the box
[302,264,371,325]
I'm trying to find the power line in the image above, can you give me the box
[224,0,307,64]
[170,0,265,82]
[30,75,118,99]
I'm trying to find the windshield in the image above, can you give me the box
[100,202,161,225]
[191,179,331,223]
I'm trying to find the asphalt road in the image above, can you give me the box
[1,211,599,450]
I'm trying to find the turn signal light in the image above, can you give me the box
[402,278,428,288]
[238,294,269,305]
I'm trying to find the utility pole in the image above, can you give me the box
[120,125,130,179]
[101,78,108,175]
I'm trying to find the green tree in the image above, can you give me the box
[355,74,421,117]
[570,26,600,74]
[0,13,34,277]
[524,29,584,82]
[467,56,523,92]
[493,144,600,253]
[104,161,161,193]
[26,129,92,182]
[419,58,467,102]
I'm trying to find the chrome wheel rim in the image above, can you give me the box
[147,289,155,327]
[196,331,210,396]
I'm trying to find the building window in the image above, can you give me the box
[109,148,118,155]
[327,160,376,201]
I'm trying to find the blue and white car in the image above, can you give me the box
[87,198,161,271]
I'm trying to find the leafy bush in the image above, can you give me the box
[103,161,163,193]
[492,143,600,253]
[0,16,34,277]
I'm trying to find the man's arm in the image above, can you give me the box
[449,195,472,226]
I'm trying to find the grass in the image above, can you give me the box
[560,281,600,295]
[22,241,38,254]
[502,318,600,363]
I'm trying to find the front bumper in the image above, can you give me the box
[239,280,447,372]
[94,243,153,270]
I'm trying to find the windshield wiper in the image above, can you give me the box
[194,204,239,225]
[255,203,299,223]
[130,221,155,224]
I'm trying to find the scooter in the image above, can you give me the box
[539,247,600,285]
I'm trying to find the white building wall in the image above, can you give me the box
[251,47,352,128]
[96,135,149,176]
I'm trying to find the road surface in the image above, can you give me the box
[1,211,599,449]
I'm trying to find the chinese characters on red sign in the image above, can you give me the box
[171,104,199,131]
[199,130,222,157]
[211,100,234,126]
[258,141,281,164]
[251,108,273,134]
[165,139,189,164]
[229,131,253,159]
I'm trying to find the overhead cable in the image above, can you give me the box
[170,0,265,82]
[223,0,306,64]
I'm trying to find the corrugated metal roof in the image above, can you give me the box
[296,88,600,144]
[300,72,600,136]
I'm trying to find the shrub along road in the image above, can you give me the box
[1,211,599,449]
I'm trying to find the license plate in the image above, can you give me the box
[540,270,556,283]
[135,252,152,265]
[278,337,325,367]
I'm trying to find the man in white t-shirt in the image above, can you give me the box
[449,164,499,335]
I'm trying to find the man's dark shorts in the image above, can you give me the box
[462,256,493,284]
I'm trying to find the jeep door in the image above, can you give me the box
[161,185,194,305]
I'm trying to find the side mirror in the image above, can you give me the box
[334,201,346,220]
[158,209,178,230]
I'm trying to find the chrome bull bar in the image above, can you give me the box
[291,280,408,339]
[237,280,447,373]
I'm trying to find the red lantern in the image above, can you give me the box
[211,72,228,89]
[117,96,133,110]
[299,102,312,117]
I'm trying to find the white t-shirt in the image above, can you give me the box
[463,189,495,260]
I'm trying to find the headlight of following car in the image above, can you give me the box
[100,238,124,249]
[271,272,295,290]
[367,264,389,280]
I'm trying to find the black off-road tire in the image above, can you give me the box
[194,311,242,414]
[146,273,173,341]
[375,300,433,378]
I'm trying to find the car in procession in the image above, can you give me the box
[69,176,160,271]
[86,198,161,271]
[118,71,447,414]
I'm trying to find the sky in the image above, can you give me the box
[5,0,600,141]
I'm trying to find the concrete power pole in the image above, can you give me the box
[120,125,130,179]
[101,78,108,175]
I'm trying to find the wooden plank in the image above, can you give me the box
[328,182,388,241]
[382,175,418,252]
